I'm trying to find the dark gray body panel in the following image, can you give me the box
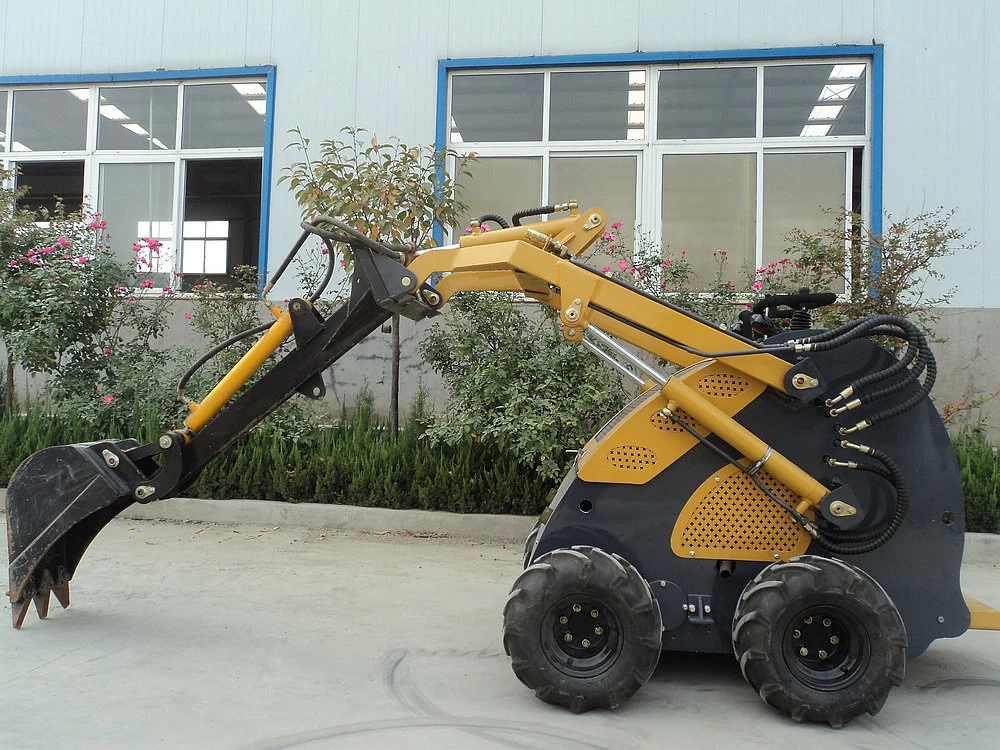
[529,339,969,657]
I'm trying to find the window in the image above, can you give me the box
[446,53,873,289]
[0,70,271,288]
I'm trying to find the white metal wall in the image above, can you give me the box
[0,0,994,307]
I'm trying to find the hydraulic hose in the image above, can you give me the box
[475,213,510,230]
[511,205,557,227]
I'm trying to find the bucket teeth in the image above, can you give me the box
[11,598,30,629]
[52,582,70,609]
[32,589,51,620]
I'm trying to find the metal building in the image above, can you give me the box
[0,0,995,419]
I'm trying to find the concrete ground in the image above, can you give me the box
[2,516,1000,750]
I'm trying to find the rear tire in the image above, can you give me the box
[732,555,906,728]
[503,546,662,713]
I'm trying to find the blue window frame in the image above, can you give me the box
[0,66,276,286]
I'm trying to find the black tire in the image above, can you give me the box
[503,545,662,713]
[732,555,907,728]
[522,521,541,569]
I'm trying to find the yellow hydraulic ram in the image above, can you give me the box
[182,307,295,434]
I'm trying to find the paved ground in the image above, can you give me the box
[3,517,1000,749]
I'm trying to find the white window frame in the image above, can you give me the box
[446,58,872,285]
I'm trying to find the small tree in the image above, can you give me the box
[280,126,474,431]
[773,208,971,335]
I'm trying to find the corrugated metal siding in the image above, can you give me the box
[0,0,995,307]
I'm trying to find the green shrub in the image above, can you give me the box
[952,429,1000,533]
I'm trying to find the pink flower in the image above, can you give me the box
[90,211,102,218]
[77,256,88,265]
[602,231,615,241]
[602,266,612,274]
[147,238,163,251]
[103,395,114,404]
[464,227,473,234]
[162,286,173,294]
[61,254,73,260]
[88,220,107,230]
[617,259,630,271]
[193,284,202,290]
[609,245,616,253]
[8,260,17,268]
[751,280,763,291]
[321,247,329,255]
[56,237,71,248]
[103,347,113,355]
[610,222,622,230]
[174,271,183,278]
[140,278,154,288]
[184,312,193,319]
[481,224,491,232]
[38,247,55,255]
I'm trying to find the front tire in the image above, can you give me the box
[503,546,662,713]
[732,555,907,727]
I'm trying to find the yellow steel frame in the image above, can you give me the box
[181,207,825,520]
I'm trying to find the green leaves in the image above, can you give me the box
[279,126,474,266]
[419,293,627,481]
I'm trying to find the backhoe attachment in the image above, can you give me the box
[7,216,433,626]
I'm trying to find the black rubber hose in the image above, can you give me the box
[814,447,910,553]
[475,213,510,230]
[177,322,271,402]
[862,351,937,428]
[854,338,930,407]
[511,205,557,227]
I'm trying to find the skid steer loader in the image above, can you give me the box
[7,203,1000,727]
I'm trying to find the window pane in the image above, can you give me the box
[97,85,178,150]
[550,155,637,270]
[450,74,543,142]
[455,157,541,234]
[764,64,867,137]
[182,82,267,148]
[0,91,8,150]
[15,161,85,215]
[763,152,846,291]
[657,68,756,139]
[11,89,89,151]
[181,158,262,286]
[661,153,756,285]
[98,162,175,280]
[550,70,645,141]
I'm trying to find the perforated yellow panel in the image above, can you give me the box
[697,371,750,399]
[607,445,657,470]
[650,409,700,433]
[670,463,813,562]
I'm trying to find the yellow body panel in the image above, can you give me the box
[965,595,1000,631]
[670,463,813,561]
[577,361,765,484]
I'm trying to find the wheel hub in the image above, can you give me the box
[543,596,621,677]
[783,605,870,691]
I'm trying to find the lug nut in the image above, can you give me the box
[559,616,568,625]
[804,616,813,624]
[590,609,600,618]
[799,647,809,657]
[594,627,604,636]
[572,604,582,613]
[818,650,829,659]
[830,635,839,645]
[564,633,573,642]
[823,618,832,627]
[581,639,591,648]
[792,629,801,639]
